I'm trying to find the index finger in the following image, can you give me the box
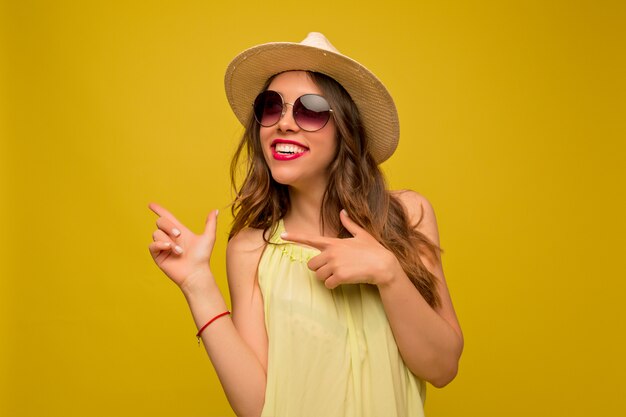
[148,202,184,228]
[280,231,335,250]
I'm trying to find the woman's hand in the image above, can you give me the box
[148,202,219,294]
[281,210,400,289]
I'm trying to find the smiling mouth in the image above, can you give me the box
[270,140,309,160]
[274,142,307,155]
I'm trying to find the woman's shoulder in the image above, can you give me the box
[226,226,268,285]
[227,226,267,256]
[391,189,435,218]
[390,189,439,243]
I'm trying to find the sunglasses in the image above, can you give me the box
[253,90,334,132]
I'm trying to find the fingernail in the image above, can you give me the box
[174,245,183,254]
[280,232,288,239]
[172,228,181,237]
[341,209,348,216]
[215,209,219,216]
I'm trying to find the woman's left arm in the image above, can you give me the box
[377,190,463,387]
[281,191,463,387]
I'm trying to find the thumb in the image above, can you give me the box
[203,209,219,238]
[340,209,365,237]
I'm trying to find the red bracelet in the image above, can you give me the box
[196,311,230,345]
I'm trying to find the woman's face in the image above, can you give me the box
[259,71,338,193]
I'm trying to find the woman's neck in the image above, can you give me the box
[284,185,334,236]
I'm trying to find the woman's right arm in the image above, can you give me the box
[148,203,268,417]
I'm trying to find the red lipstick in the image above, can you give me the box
[271,139,309,161]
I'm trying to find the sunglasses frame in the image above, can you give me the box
[253,90,334,132]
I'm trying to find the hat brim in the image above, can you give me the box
[224,42,399,164]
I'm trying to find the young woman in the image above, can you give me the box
[149,32,463,417]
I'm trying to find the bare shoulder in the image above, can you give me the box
[226,227,267,286]
[227,227,266,256]
[391,189,440,246]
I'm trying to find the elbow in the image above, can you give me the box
[226,380,266,417]
[423,336,464,388]
[231,400,264,417]
[411,352,460,388]
[428,361,459,388]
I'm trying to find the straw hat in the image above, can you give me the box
[224,32,399,164]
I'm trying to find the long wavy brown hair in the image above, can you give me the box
[229,71,442,307]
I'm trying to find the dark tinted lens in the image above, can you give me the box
[294,94,331,131]
[253,91,283,127]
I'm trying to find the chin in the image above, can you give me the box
[269,171,299,187]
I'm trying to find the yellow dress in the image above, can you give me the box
[258,220,426,417]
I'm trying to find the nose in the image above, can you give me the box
[277,102,300,132]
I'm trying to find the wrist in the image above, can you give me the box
[180,268,217,299]
[375,253,404,288]
[181,274,229,330]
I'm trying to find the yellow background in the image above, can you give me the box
[2,0,625,416]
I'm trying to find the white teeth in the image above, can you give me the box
[275,143,306,154]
